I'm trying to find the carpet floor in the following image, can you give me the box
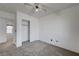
[0,40,79,56]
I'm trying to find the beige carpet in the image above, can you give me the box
[0,40,79,56]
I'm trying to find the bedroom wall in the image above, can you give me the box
[39,5,79,53]
[0,11,16,43]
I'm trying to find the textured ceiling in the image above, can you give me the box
[0,3,78,18]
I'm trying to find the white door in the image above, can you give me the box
[21,20,28,42]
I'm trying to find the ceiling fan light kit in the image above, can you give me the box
[24,3,47,13]
[35,9,39,12]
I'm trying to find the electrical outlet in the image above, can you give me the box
[55,40,59,42]
[50,39,53,42]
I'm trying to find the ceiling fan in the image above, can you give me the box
[24,3,47,13]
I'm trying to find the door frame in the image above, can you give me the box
[22,19,30,42]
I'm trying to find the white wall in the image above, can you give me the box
[0,11,16,44]
[16,11,39,47]
[0,11,15,20]
[39,5,79,53]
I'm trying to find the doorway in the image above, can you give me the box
[21,19,30,42]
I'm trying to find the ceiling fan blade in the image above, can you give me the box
[24,3,33,6]
[34,3,39,6]
[39,4,47,12]
[43,8,47,12]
